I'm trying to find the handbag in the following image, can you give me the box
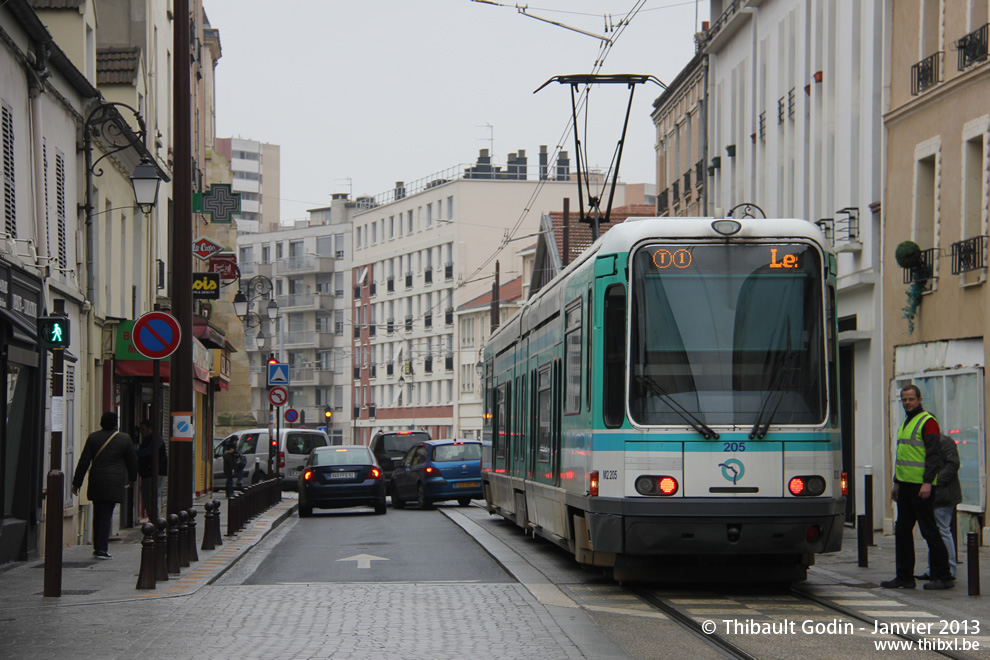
[94,431,120,460]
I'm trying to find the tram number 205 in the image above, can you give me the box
[723,442,746,452]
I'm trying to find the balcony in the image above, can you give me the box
[289,367,315,385]
[239,262,272,279]
[283,330,314,346]
[911,52,943,95]
[957,24,988,70]
[902,247,936,287]
[278,292,315,310]
[951,236,987,274]
[275,255,334,275]
[314,332,336,349]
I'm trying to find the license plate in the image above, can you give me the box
[330,472,356,480]
[454,481,479,489]
[289,469,300,477]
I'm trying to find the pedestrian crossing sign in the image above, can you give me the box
[268,362,289,386]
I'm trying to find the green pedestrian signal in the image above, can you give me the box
[38,316,70,349]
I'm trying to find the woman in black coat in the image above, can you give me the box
[72,411,138,559]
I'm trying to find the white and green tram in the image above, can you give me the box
[481,216,845,582]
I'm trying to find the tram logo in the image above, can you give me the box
[719,459,745,484]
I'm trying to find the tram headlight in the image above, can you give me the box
[789,475,826,496]
[635,475,678,496]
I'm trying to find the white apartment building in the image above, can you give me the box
[703,0,885,523]
[217,137,280,233]
[350,149,629,444]
[235,194,356,442]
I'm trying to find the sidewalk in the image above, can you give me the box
[0,492,297,610]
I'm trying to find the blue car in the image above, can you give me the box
[298,446,387,517]
[390,439,483,509]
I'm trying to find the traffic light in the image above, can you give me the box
[324,406,333,421]
[38,316,70,349]
[267,354,278,366]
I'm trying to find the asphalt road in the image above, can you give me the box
[239,503,515,585]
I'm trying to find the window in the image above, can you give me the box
[564,300,582,414]
[893,370,984,511]
[536,367,551,462]
[602,284,626,428]
[3,103,15,237]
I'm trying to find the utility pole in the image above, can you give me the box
[43,299,67,597]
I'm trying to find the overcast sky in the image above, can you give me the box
[206,0,709,222]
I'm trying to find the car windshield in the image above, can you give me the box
[311,446,373,466]
[433,444,482,462]
[381,432,429,455]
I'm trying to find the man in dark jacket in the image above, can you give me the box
[919,434,962,580]
[72,411,138,560]
[136,419,167,521]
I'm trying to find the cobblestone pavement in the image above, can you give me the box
[0,583,586,659]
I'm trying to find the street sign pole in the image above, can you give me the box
[43,299,66,597]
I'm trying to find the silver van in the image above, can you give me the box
[213,428,330,490]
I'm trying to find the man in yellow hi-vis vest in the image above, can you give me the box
[880,385,953,590]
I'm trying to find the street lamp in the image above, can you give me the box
[475,360,483,377]
[82,101,164,218]
[233,275,278,329]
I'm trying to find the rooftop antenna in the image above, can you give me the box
[333,177,352,196]
[535,74,665,240]
[478,123,494,158]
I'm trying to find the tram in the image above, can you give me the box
[480,215,845,582]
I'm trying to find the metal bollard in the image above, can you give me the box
[227,494,238,537]
[155,517,169,582]
[136,523,157,590]
[201,501,215,551]
[857,514,868,568]
[166,513,181,575]
[186,508,199,562]
[177,510,190,568]
[968,532,980,596]
[212,499,223,546]
[863,468,874,547]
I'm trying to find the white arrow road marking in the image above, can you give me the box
[337,553,389,569]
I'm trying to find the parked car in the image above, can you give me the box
[369,429,431,490]
[212,428,330,490]
[298,446,387,516]
[390,439,483,509]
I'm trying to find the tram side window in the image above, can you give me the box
[603,284,626,428]
[587,288,593,412]
[564,300,582,415]
[537,366,552,463]
[496,383,508,460]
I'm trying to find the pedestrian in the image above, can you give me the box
[881,385,954,590]
[917,433,962,581]
[71,411,138,560]
[136,419,167,521]
[222,439,239,499]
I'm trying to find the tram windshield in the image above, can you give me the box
[628,242,826,428]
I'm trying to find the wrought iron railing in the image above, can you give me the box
[902,247,937,284]
[957,23,989,70]
[911,52,943,95]
[951,235,987,274]
[672,180,680,204]
[658,189,669,213]
[695,159,705,186]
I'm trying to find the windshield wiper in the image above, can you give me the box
[637,375,719,440]
[748,348,799,439]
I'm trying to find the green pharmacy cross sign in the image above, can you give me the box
[193,183,241,223]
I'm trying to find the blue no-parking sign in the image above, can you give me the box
[132,311,181,360]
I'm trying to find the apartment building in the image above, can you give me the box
[350,149,630,444]
[883,0,989,537]
[234,194,356,443]
[216,137,280,233]
[691,0,886,526]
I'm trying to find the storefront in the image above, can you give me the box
[0,261,43,562]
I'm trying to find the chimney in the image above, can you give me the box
[556,151,570,181]
[539,146,548,181]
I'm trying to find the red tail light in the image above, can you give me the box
[369,467,381,479]
[658,476,678,495]
[789,477,805,495]
[841,472,848,497]
[425,466,437,476]
[589,471,599,497]
[303,469,313,482]
[279,451,285,469]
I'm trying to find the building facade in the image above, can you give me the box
[216,137,281,233]
[882,0,990,537]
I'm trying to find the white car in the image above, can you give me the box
[213,428,331,490]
